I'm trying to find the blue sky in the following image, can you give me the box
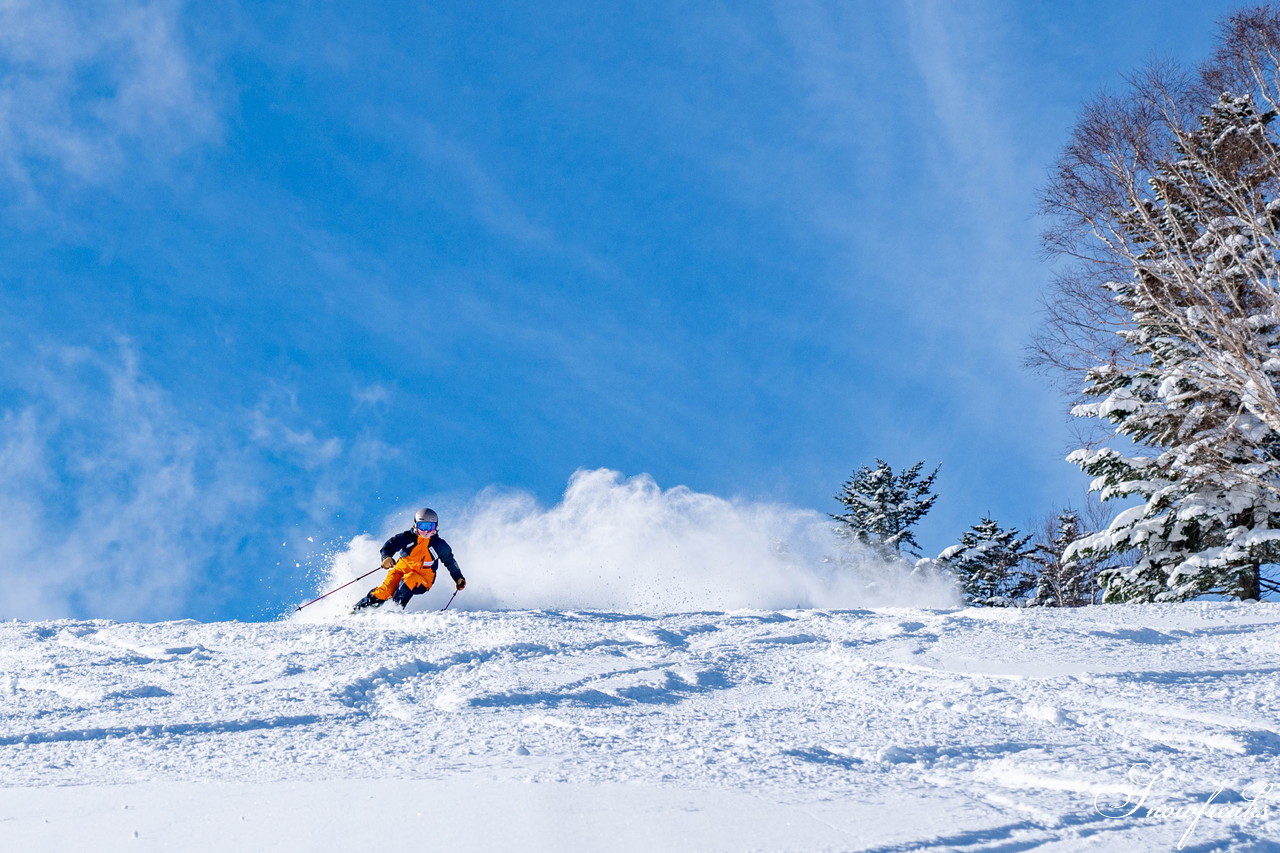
[0,0,1248,621]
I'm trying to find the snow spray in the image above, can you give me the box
[297,468,960,617]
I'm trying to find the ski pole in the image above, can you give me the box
[440,590,460,612]
[295,566,383,612]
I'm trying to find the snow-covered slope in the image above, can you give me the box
[2,604,1278,851]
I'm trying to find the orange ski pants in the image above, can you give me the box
[371,559,437,601]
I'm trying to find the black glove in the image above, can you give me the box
[456,577,467,590]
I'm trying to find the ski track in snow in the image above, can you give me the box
[1,603,1278,852]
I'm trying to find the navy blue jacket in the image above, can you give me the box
[380,531,464,583]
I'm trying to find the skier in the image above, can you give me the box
[353,508,466,611]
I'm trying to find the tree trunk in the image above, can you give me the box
[1241,563,1261,601]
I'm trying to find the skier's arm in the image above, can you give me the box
[432,538,465,585]
[380,531,415,561]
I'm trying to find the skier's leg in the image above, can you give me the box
[391,581,417,608]
[370,565,407,601]
[354,564,408,611]
[391,565,440,608]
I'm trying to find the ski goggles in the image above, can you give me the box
[415,520,438,534]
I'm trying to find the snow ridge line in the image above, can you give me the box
[0,714,349,747]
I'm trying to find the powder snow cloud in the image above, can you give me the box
[302,468,961,617]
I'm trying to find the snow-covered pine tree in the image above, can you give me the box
[831,459,939,558]
[1034,12,1280,602]
[1065,93,1280,602]
[939,516,1034,607]
[1029,511,1097,607]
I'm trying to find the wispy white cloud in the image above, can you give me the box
[896,1,1064,384]
[0,0,219,193]
[404,118,616,282]
[245,384,398,528]
[0,343,395,620]
[414,120,560,249]
[721,1,1087,530]
[249,410,343,470]
[0,408,56,617]
[351,384,390,410]
[0,344,257,620]
[901,1,1025,199]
